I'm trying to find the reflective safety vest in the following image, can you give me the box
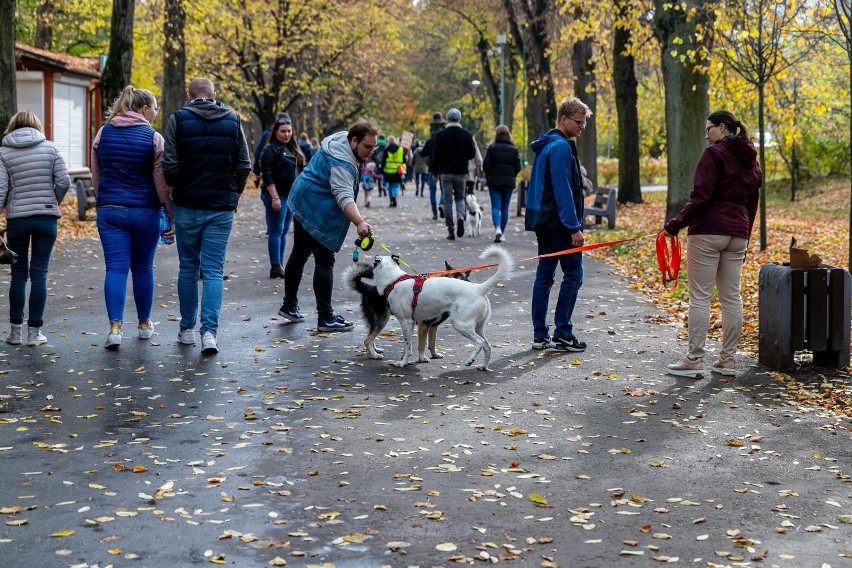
[382,146,405,175]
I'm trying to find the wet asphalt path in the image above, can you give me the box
[0,188,850,567]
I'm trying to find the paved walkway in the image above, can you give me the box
[0,187,849,567]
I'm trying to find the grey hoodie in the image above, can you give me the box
[0,127,70,219]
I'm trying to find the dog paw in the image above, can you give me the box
[430,353,444,360]
[392,361,407,368]
[369,353,385,360]
[418,356,430,363]
[477,365,490,371]
[374,346,384,353]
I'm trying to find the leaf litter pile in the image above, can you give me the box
[0,186,850,566]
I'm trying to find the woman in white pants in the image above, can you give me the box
[662,110,762,378]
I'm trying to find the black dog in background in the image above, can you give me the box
[344,261,470,360]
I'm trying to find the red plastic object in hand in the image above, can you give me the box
[656,232,681,290]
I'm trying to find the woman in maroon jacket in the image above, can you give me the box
[662,110,762,378]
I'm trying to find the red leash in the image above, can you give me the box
[655,232,681,289]
[426,237,640,277]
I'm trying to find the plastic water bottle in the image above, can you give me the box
[159,208,174,245]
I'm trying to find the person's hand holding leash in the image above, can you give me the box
[571,230,584,248]
[356,220,372,238]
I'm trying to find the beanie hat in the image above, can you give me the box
[446,108,462,122]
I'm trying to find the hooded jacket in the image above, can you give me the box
[0,127,70,219]
[664,135,762,239]
[525,129,583,233]
[162,99,251,211]
[287,131,359,252]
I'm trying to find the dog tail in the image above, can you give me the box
[476,245,513,294]
[343,263,375,295]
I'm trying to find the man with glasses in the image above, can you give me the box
[525,96,592,353]
[163,77,252,355]
[277,122,375,332]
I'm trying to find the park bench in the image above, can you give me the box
[584,186,617,229]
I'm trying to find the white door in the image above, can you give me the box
[53,76,88,170]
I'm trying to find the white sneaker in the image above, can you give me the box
[137,321,155,339]
[201,331,218,355]
[494,229,502,243]
[6,324,22,345]
[104,326,122,350]
[177,329,196,345]
[27,327,47,346]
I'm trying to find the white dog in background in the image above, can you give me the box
[465,194,483,238]
[371,245,513,370]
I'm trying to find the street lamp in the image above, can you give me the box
[496,34,506,126]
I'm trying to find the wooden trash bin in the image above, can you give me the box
[758,263,851,371]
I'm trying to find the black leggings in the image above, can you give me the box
[283,220,336,321]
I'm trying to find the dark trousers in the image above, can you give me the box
[283,220,336,321]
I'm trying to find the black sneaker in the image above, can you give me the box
[531,336,552,350]
[278,305,305,322]
[317,315,354,332]
[551,336,587,352]
[457,219,465,237]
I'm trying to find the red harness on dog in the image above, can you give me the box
[383,274,429,315]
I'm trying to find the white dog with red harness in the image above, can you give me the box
[373,245,513,369]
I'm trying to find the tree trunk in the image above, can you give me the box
[613,3,642,204]
[504,0,556,158]
[757,82,767,250]
[0,0,15,130]
[653,0,714,221]
[160,0,186,130]
[34,0,54,50]
[101,0,135,117]
[572,33,597,188]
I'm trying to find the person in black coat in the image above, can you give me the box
[260,115,306,278]
[483,125,521,242]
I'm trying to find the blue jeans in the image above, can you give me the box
[428,175,442,215]
[488,186,514,232]
[260,192,293,265]
[386,182,401,199]
[415,172,428,194]
[97,207,160,323]
[531,229,583,340]
[174,207,234,336]
[6,216,57,327]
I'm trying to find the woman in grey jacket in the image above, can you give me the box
[0,111,70,346]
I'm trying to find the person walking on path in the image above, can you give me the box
[430,108,476,240]
[277,121,375,332]
[411,140,429,197]
[380,135,405,207]
[0,111,70,347]
[252,112,291,188]
[92,86,174,350]
[163,77,251,355]
[663,110,761,378]
[420,112,446,220]
[260,114,307,279]
[525,97,591,352]
[483,125,521,243]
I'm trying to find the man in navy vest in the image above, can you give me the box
[163,77,251,355]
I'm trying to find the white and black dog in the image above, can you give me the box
[372,245,513,370]
[464,193,483,237]
[344,261,471,360]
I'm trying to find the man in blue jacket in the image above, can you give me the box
[163,77,251,355]
[277,121,375,332]
[525,97,591,352]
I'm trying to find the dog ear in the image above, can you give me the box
[444,260,453,271]
[391,254,400,265]
[373,255,381,266]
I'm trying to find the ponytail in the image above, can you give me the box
[106,85,156,121]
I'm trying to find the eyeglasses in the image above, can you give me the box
[705,124,719,134]
[565,116,587,128]
[276,117,292,125]
[359,142,376,152]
